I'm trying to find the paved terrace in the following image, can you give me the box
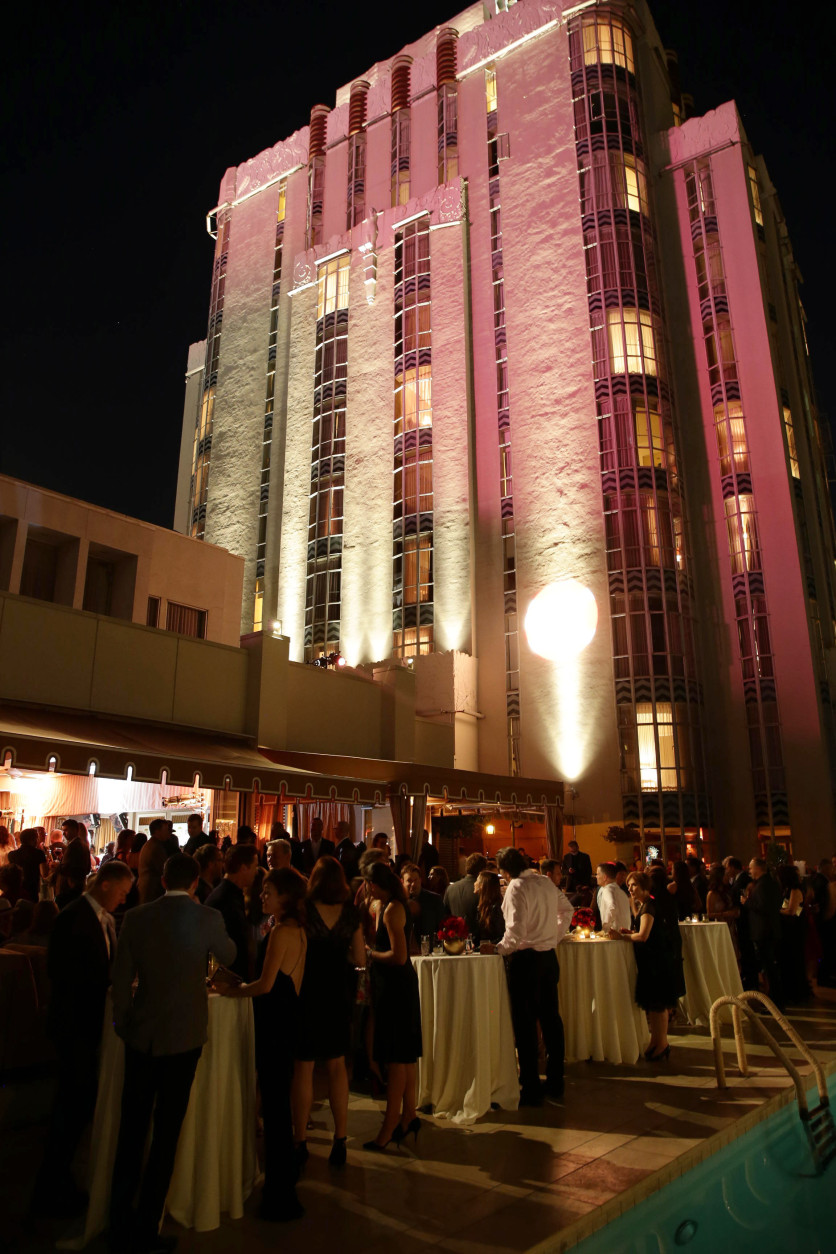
[4,993,835,1254]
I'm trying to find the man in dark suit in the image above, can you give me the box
[743,857,784,1011]
[443,853,487,933]
[402,862,446,941]
[182,814,208,857]
[561,840,593,894]
[299,816,336,875]
[109,854,235,1254]
[205,843,259,981]
[34,860,133,1217]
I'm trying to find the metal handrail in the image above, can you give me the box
[709,991,829,1117]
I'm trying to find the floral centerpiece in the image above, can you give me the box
[570,907,595,938]
[438,915,468,955]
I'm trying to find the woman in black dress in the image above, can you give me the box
[363,862,422,1150]
[473,871,505,947]
[610,871,677,1061]
[292,857,364,1168]
[216,866,307,1221]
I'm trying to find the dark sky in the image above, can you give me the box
[3,0,832,529]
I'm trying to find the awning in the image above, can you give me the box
[0,703,388,806]
[260,748,564,809]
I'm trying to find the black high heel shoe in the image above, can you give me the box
[362,1135,397,1152]
[328,1136,347,1167]
[647,1045,671,1062]
[392,1117,421,1146]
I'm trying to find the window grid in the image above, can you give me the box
[305,255,350,661]
[250,180,287,629]
[393,220,434,658]
[486,69,521,773]
[347,132,366,229]
[686,159,787,833]
[391,109,411,208]
[438,84,458,184]
[569,11,708,840]
[189,213,231,539]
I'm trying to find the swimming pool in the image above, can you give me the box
[567,1069,836,1253]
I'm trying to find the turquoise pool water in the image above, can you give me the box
[571,1071,836,1253]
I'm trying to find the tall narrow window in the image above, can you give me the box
[391,59,412,207]
[393,219,433,658]
[747,163,764,227]
[436,30,458,184]
[305,254,349,660]
[307,106,328,248]
[189,212,230,539]
[783,405,800,478]
[607,308,657,375]
[346,82,368,230]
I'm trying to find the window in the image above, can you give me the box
[347,132,366,229]
[783,405,800,478]
[725,495,761,574]
[317,255,350,318]
[704,318,736,386]
[714,402,749,475]
[582,18,635,73]
[437,84,458,184]
[607,308,658,375]
[635,402,664,467]
[637,702,676,791]
[393,625,433,658]
[253,579,264,633]
[166,602,207,639]
[618,154,648,215]
[394,366,432,436]
[485,68,498,116]
[391,105,411,207]
[146,596,160,628]
[747,163,763,227]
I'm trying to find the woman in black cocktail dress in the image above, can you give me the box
[363,862,422,1151]
[611,871,677,1062]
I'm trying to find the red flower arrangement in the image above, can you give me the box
[437,915,469,943]
[570,907,595,932]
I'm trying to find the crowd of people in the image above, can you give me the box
[2,814,836,1250]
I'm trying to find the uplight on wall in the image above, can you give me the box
[524,580,598,661]
[485,822,496,835]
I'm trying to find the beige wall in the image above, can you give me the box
[174,340,205,535]
[0,475,244,647]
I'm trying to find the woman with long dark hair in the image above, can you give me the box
[216,866,307,1221]
[292,857,364,1168]
[363,862,422,1150]
[668,860,701,920]
[473,870,505,947]
[612,871,678,1060]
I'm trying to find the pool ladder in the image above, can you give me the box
[710,991,836,1174]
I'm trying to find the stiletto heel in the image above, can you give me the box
[293,1141,309,1172]
[362,1136,396,1152]
[329,1136,347,1167]
[393,1117,421,1146]
[647,1045,671,1062]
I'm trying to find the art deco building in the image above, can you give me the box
[176,0,836,861]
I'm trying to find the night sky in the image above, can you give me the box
[3,0,833,529]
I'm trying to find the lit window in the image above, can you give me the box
[485,68,498,115]
[714,402,749,475]
[635,402,664,467]
[607,308,658,375]
[725,495,761,574]
[582,19,634,74]
[637,702,676,791]
[394,366,432,436]
[393,624,433,658]
[253,578,264,632]
[391,109,411,207]
[316,255,350,319]
[747,163,763,227]
[277,182,286,223]
[620,154,648,214]
[782,405,800,478]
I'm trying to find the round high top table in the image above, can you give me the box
[413,953,520,1124]
[678,920,743,1026]
[558,935,651,1064]
[60,994,257,1249]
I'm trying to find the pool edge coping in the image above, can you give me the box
[531,1054,836,1253]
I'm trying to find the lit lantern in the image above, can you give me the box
[524,580,598,662]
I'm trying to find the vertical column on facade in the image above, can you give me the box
[346,82,369,231]
[393,219,434,657]
[568,9,708,851]
[485,67,520,775]
[436,29,459,186]
[391,58,412,208]
[685,162,787,836]
[304,256,349,661]
[189,210,231,539]
[307,105,329,249]
[252,179,288,632]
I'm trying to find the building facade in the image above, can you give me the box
[176,0,836,861]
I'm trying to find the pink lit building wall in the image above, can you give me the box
[176,0,836,860]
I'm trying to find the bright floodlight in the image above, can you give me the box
[524,580,598,661]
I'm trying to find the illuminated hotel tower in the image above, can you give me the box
[176,0,836,859]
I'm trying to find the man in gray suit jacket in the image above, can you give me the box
[108,854,236,1254]
[443,853,487,933]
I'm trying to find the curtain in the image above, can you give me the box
[389,792,410,857]
[295,802,352,843]
[409,793,427,864]
[544,804,563,860]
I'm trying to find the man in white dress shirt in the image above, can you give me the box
[482,847,565,1105]
[596,862,632,933]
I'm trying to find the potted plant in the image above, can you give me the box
[437,915,469,955]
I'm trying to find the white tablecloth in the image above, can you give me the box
[558,937,650,1064]
[679,921,742,1026]
[413,954,519,1124]
[61,994,257,1248]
